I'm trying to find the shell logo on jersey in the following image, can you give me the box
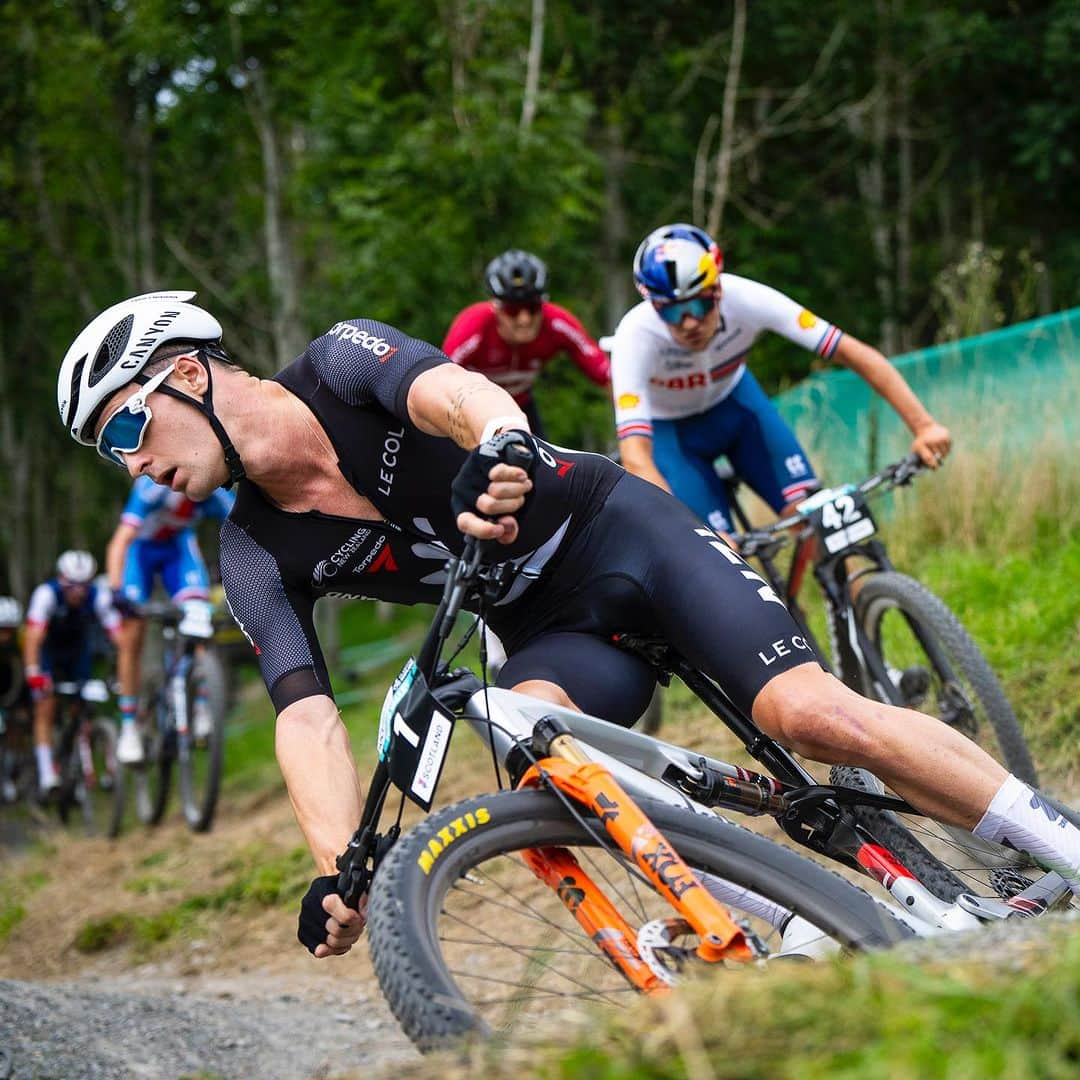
[617,393,641,410]
[797,309,819,330]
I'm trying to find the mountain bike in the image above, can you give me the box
[52,678,123,837]
[729,454,1038,788]
[125,602,228,833]
[331,487,1076,1050]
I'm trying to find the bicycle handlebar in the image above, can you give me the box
[734,453,930,554]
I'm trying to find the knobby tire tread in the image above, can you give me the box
[367,789,911,1051]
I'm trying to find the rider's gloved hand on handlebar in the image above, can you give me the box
[110,590,141,620]
[451,429,536,546]
[25,666,53,699]
[297,874,368,957]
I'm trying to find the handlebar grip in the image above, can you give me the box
[478,429,536,476]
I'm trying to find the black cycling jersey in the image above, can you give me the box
[220,319,619,712]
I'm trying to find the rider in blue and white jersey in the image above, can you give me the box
[23,551,120,793]
[105,477,234,763]
[611,223,952,535]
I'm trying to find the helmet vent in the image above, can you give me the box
[88,313,135,387]
[65,355,86,429]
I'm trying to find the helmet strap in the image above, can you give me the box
[152,348,247,488]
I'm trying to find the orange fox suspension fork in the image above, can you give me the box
[515,720,755,991]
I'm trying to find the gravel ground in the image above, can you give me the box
[0,974,417,1080]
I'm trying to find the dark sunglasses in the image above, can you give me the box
[655,292,718,326]
[497,299,543,317]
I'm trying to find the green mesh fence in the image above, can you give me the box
[773,307,1080,481]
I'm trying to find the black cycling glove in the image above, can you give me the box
[297,874,348,955]
[450,429,537,522]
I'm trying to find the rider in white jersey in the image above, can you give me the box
[611,223,951,534]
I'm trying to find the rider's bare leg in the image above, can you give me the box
[752,662,1002,826]
[510,680,582,712]
[753,662,1080,890]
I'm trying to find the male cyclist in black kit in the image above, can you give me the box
[58,292,1080,958]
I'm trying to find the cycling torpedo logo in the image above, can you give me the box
[327,321,399,361]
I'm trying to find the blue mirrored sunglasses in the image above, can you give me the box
[655,293,717,326]
[95,365,175,467]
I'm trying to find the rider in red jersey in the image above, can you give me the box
[442,250,610,437]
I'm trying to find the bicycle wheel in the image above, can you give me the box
[831,764,1080,907]
[131,693,173,827]
[178,647,227,832]
[849,571,1038,785]
[60,718,123,838]
[367,789,911,1051]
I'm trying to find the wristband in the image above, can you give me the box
[480,414,530,446]
[24,664,39,677]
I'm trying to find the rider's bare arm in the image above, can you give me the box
[406,364,529,450]
[21,621,45,671]
[832,335,952,467]
[276,693,365,876]
[105,522,138,592]
[619,434,674,494]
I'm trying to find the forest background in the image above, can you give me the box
[1,0,1078,598]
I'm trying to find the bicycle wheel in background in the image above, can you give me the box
[368,789,911,1052]
[179,646,227,833]
[59,716,124,838]
[130,693,173,827]
[846,571,1038,785]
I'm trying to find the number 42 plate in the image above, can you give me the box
[798,486,878,554]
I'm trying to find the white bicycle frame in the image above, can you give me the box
[461,686,1073,937]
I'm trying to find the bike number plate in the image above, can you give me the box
[807,490,877,554]
[378,658,456,812]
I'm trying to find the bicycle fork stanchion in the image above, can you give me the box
[516,721,754,974]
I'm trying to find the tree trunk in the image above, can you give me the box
[519,0,545,135]
[246,66,305,370]
[706,0,746,239]
[601,115,631,333]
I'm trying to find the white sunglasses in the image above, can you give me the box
[95,365,176,467]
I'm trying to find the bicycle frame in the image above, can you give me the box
[338,535,1071,981]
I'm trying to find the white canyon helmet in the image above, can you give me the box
[57,291,245,483]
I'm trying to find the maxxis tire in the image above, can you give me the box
[854,572,1038,785]
[367,789,912,1052]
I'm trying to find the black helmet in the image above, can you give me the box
[484,250,548,302]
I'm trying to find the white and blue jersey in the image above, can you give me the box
[120,478,235,605]
[610,274,838,532]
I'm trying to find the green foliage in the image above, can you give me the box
[3,0,1080,595]
[74,843,311,954]
[421,926,1080,1080]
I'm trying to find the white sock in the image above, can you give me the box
[973,774,1080,895]
[35,744,55,784]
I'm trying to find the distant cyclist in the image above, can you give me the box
[105,477,234,764]
[0,596,29,802]
[23,551,120,795]
[611,223,951,535]
[443,249,610,438]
